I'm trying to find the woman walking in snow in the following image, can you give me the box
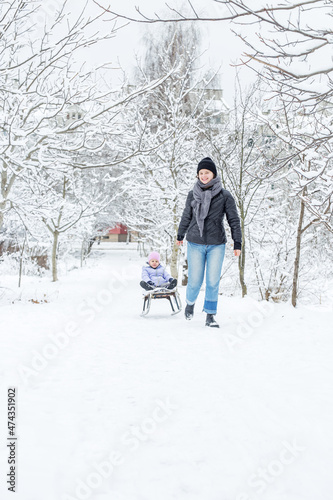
[176,157,242,328]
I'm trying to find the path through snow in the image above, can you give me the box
[1,244,333,500]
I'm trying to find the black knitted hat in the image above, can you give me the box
[197,157,217,177]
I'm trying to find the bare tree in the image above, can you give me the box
[0,0,174,234]
[98,0,333,232]
[206,81,269,297]
[118,23,222,278]
[249,98,333,305]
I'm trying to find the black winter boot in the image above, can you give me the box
[185,303,194,320]
[166,278,177,290]
[140,280,155,291]
[205,314,219,328]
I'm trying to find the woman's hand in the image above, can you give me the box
[234,249,241,257]
[176,240,183,246]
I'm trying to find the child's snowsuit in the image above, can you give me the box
[141,263,172,288]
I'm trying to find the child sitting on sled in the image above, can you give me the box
[140,251,177,291]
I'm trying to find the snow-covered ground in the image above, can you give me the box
[1,243,333,500]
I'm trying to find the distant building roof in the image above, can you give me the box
[108,224,128,235]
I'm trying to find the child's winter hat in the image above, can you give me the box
[197,157,217,177]
[148,251,160,262]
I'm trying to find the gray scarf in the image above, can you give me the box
[191,176,222,237]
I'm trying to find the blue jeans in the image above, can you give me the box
[186,242,226,314]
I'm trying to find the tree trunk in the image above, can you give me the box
[1,168,18,232]
[170,209,180,279]
[52,231,59,282]
[81,240,85,267]
[182,258,188,286]
[291,198,305,307]
[18,235,27,288]
[170,240,179,279]
[238,209,247,297]
[0,203,5,232]
[238,246,247,297]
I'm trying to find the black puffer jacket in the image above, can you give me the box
[177,188,242,249]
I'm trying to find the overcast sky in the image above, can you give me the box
[76,0,256,104]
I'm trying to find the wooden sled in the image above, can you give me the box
[141,287,182,316]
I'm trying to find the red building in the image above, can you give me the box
[100,224,129,242]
